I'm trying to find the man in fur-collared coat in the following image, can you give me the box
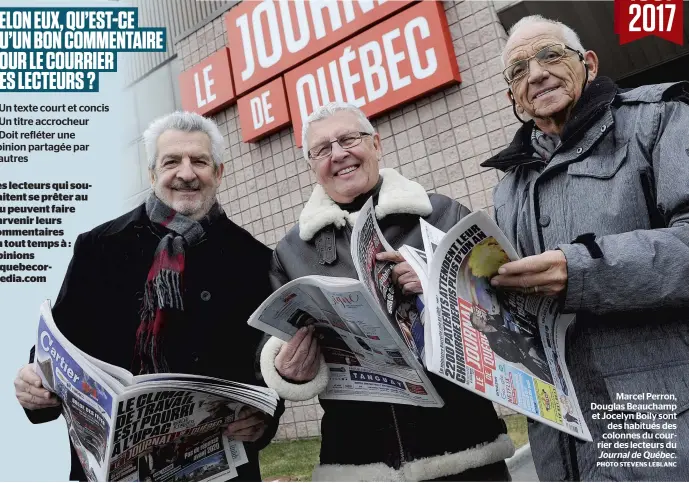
[260,102,515,482]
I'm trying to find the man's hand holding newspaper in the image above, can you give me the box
[15,363,61,410]
[275,326,321,382]
[375,251,424,295]
[224,407,271,442]
[491,250,568,297]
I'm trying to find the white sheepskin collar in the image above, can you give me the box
[298,168,432,241]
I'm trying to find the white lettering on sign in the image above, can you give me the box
[406,17,436,79]
[284,1,460,146]
[225,0,412,94]
[193,65,216,108]
[310,0,343,40]
[237,77,290,142]
[250,90,276,129]
[280,0,309,53]
[295,15,437,126]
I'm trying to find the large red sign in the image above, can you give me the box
[224,0,414,95]
[284,1,460,146]
[237,77,291,143]
[179,48,235,115]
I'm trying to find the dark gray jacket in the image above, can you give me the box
[482,77,689,481]
[261,169,514,481]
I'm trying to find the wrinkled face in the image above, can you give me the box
[306,111,381,204]
[504,23,589,120]
[149,129,223,220]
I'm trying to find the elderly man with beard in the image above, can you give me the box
[481,15,689,481]
[259,102,515,481]
[14,111,283,481]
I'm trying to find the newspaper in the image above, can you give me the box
[248,198,590,441]
[419,218,445,266]
[249,276,443,407]
[34,300,280,482]
[420,210,591,441]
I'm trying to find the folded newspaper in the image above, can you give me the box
[34,301,280,482]
[248,197,591,441]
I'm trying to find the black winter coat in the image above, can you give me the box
[25,204,283,481]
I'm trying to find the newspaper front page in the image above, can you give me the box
[425,211,592,441]
[35,301,276,481]
[109,389,245,482]
[249,275,443,407]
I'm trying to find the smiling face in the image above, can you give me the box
[306,110,381,204]
[149,129,223,220]
[504,22,598,131]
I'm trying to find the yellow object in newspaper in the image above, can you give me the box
[534,379,563,424]
[467,237,511,278]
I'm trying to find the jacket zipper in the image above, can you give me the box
[343,223,352,245]
[390,405,406,466]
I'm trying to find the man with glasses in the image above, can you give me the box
[481,15,689,481]
[259,102,515,481]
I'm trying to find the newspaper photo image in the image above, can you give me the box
[425,211,592,441]
[33,300,280,482]
[457,237,552,384]
[258,285,368,370]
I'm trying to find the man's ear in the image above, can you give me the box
[148,168,156,186]
[583,50,599,83]
[215,162,224,181]
[506,89,524,114]
[373,132,383,159]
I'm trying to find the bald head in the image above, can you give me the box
[502,15,585,66]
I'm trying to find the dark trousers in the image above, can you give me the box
[428,460,512,482]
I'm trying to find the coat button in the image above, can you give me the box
[576,147,583,154]
[200,290,211,301]
[600,125,606,132]
[538,215,551,227]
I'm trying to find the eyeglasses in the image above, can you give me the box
[503,43,581,84]
[307,131,373,161]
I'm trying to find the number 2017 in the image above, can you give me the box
[629,3,676,32]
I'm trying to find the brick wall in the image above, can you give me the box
[174,0,520,440]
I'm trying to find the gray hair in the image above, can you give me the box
[143,111,225,169]
[502,15,586,67]
[301,102,375,160]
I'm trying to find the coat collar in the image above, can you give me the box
[482,76,618,171]
[298,168,432,241]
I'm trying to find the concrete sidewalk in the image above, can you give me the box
[507,443,539,482]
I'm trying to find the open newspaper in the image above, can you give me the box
[247,198,590,441]
[34,300,280,482]
[407,211,591,442]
